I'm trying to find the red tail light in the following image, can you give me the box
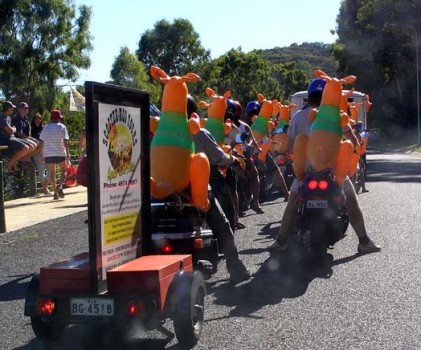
[276,157,286,165]
[127,301,144,317]
[308,180,329,190]
[37,298,55,316]
[308,180,318,190]
[161,243,174,254]
[318,180,328,190]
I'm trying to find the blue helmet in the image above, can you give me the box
[307,78,326,96]
[246,101,261,116]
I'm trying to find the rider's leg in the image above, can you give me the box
[266,153,289,201]
[343,177,380,252]
[268,179,299,251]
[206,194,250,282]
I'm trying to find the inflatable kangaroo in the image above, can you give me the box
[272,100,296,154]
[198,88,232,153]
[293,70,357,186]
[150,66,210,211]
[251,93,276,161]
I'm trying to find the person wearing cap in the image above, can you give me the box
[268,78,381,254]
[0,101,35,172]
[12,102,50,194]
[40,110,70,200]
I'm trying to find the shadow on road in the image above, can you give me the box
[209,250,333,318]
[14,324,191,350]
[209,247,364,320]
[0,274,32,302]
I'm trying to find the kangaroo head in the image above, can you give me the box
[279,101,296,122]
[150,66,200,115]
[257,94,275,119]
[339,88,355,113]
[314,70,356,108]
[198,88,231,120]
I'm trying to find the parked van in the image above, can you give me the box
[289,90,368,129]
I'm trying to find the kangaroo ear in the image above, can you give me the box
[150,66,169,82]
[341,75,357,85]
[258,93,265,102]
[182,72,201,83]
[205,87,215,97]
[223,90,231,99]
[198,101,209,109]
[289,103,297,110]
[314,69,330,80]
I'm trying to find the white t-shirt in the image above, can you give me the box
[40,122,69,158]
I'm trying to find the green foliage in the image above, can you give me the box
[0,0,93,114]
[335,0,421,128]
[109,47,161,103]
[204,49,283,108]
[136,18,211,76]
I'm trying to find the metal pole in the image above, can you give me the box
[415,31,420,148]
[407,25,420,148]
[0,161,6,233]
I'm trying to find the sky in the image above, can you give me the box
[71,0,342,86]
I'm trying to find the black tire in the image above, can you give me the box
[30,316,66,343]
[171,271,206,346]
[353,171,362,194]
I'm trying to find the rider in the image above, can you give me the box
[227,100,265,214]
[268,78,381,254]
[188,95,251,283]
[247,100,290,202]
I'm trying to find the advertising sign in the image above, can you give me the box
[85,82,150,294]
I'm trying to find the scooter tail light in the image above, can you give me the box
[161,243,174,254]
[37,298,55,316]
[308,180,318,190]
[318,180,329,190]
[194,238,204,249]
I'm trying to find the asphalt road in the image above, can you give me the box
[1,148,421,350]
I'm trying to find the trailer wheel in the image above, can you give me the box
[30,316,66,343]
[171,271,205,346]
[25,274,66,343]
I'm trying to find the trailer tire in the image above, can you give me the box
[31,316,66,343]
[171,271,205,346]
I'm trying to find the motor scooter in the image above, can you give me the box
[293,170,349,259]
[150,192,220,280]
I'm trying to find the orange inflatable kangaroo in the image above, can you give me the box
[293,70,357,186]
[150,66,210,211]
[198,88,232,153]
[272,100,296,154]
[250,93,276,161]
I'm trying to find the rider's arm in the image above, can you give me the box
[343,126,359,148]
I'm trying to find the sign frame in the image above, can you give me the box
[85,82,150,294]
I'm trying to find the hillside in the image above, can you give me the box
[260,42,338,78]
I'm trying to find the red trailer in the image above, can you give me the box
[24,82,206,347]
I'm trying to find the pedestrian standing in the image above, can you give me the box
[40,110,70,200]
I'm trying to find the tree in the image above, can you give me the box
[0,0,93,113]
[207,49,283,110]
[334,0,421,128]
[136,18,211,76]
[110,47,161,103]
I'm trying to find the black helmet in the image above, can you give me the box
[187,94,197,117]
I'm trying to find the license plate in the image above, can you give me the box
[306,200,328,209]
[70,298,114,316]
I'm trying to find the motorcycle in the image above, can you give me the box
[150,193,220,279]
[293,170,349,259]
[273,152,296,190]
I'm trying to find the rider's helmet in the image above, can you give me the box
[246,101,261,117]
[233,100,243,119]
[225,99,237,121]
[187,94,197,117]
[307,78,326,106]
[307,78,326,96]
